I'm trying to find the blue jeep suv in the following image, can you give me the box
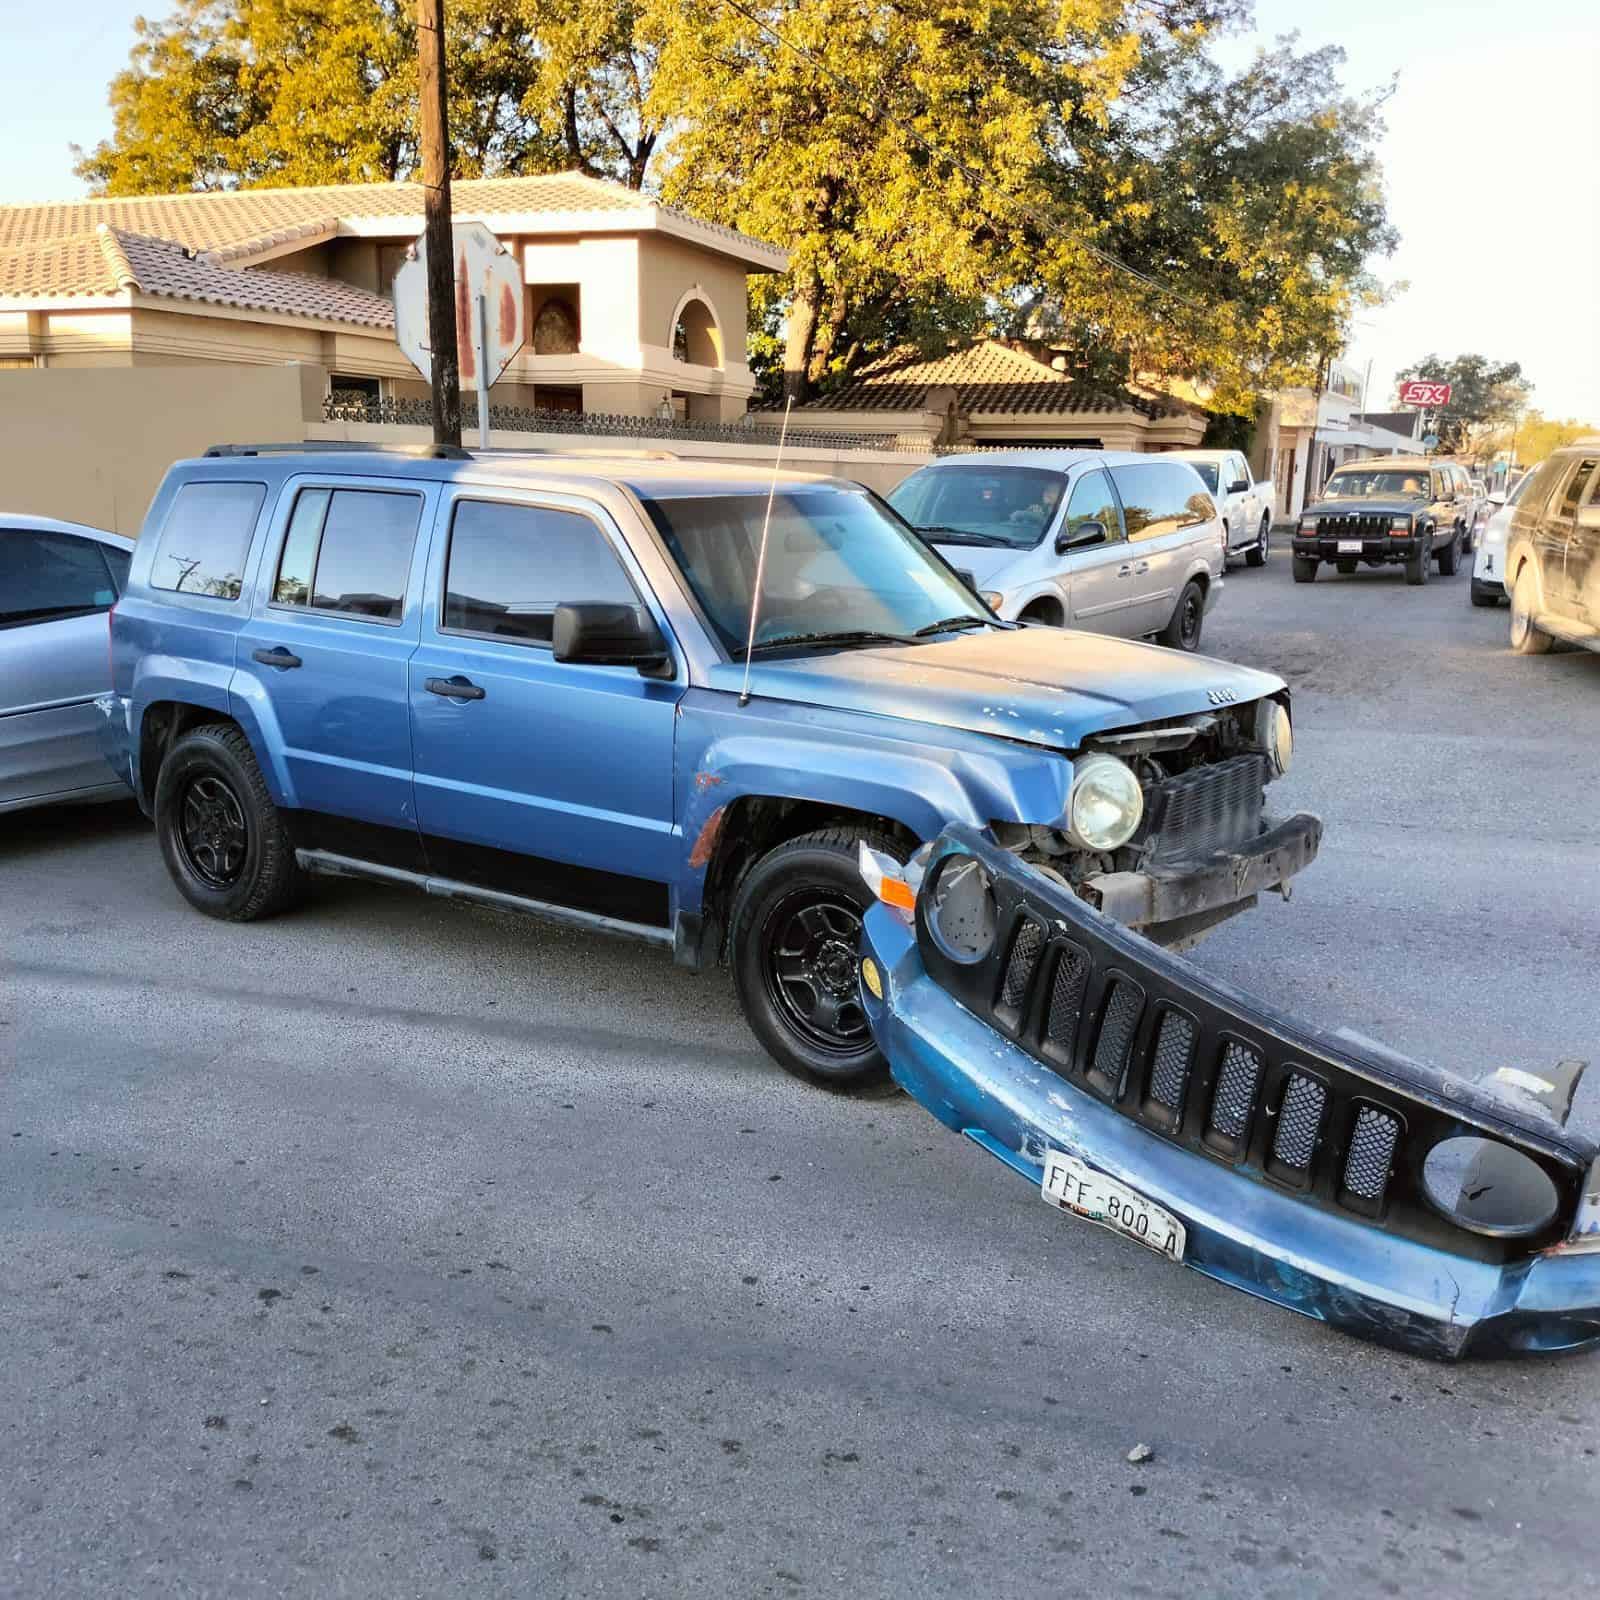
[101,444,1320,1090]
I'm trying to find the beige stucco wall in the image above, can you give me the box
[0,362,318,534]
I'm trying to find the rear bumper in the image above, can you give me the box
[94,693,136,796]
[862,904,1600,1359]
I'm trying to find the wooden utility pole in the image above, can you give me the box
[417,0,461,446]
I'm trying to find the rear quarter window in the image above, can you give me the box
[1110,462,1214,540]
[150,480,267,601]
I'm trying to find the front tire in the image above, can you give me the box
[729,827,904,1092]
[1292,556,1317,583]
[1436,531,1461,576]
[1406,537,1431,586]
[154,723,303,920]
[1158,579,1206,651]
[1245,516,1269,567]
[1469,578,1502,608]
[1509,570,1552,654]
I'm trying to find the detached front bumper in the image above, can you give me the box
[860,827,1600,1360]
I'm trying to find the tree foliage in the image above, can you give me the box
[1392,352,1531,455]
[1468,409,1593,471]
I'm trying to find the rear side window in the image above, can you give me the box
[1110,462,1214,541]
[150,481,266,600]
[0,530,118,626]
[443,499,637,645]
[1554,459,1598,520]
[270,487,422,622]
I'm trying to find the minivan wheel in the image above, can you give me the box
[1158,580,1205,651]
[730,827,905,1093]
[1509,571,1553,655]
[155,724,303,920]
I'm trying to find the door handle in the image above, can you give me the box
[1117,564,1132,577]
[1135,561,1150,574]
[425,675,486,701]
[251,646,302,669]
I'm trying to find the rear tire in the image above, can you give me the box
[1509,570,1552,654]
[1245,516,1269,567]
[154,723,303,920]
[1469,579,1502,608]
[1292,556,1317,583]
[1436,531,1461,576]
[729,827,905,1093]
[1157,579,1206,651]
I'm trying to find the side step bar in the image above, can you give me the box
[294,849,674,949]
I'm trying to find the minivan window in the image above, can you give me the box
[270,487,422,622]
[1109,462,1213,541]
[0,530,118,626]
[887,465,1067,549]
[444,499,638,645]
[150,480,267,600]
[1063,469,1124,543]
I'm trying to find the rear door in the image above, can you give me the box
[1108,460,1213,635]
[408,490,684,928]
[1545,456,1599,622]
[0,527,125,807]
[1058,468,1137,634]
[233,477,433,869]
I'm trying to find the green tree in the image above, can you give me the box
[1393,352,1530,455]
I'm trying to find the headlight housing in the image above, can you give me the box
[1065,753,1144,851]
[1255,698,1293,778]
[982,590,1005,611]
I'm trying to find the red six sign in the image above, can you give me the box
[1398,379,1453,408]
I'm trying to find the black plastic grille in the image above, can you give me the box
[1209,1041,1263,1143]
[1091,980,1143,1089]
[1046,945,1089,1044]
[1001,921,1045,1010]
[1142,755,1268,869]
[1273,1073,1327,1170]
[1148,1011,1196,1112]
[1313,513,1390,541]
[1344,1106,1401,1201]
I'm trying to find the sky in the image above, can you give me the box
[2,0,1596,421]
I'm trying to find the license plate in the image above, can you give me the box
[1041,1151,1186,1261]
[1337,539,1363,554]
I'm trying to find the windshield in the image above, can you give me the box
[887,465,1067,548]
[1187,461,1221,493]
[1323,469,1431,500]
[639,486,991,656]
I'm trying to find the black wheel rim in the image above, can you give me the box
[178,773,249,888]
[761,888,869,1056]
[1179,590,1202,648]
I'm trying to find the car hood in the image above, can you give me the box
[708,627,1283,751]
[928,541,1029,589]
[1304,496,1426,518]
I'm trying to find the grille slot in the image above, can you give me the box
[1343,1106,1401,1203]
[1141,755,1268,869]
[1146,1010,1196,1120]
[1207,1040,1263,1151]
[1044,944,1090,1047]
[1088,978,1143,1094]
[1272,1072,1327,1172]
[1001,921,1044,1009]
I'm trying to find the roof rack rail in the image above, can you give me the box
[204,441,473,460]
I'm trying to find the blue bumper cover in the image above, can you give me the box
[861,869,1600,1360]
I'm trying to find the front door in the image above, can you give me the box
[233,478,432,869]
[408,492,684,928]
[1060,468,1139,635]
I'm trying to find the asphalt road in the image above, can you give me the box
[5,549,1600,1598]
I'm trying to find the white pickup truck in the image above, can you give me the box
[1169,449,1273,568]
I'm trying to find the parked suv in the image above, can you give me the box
[1292,456,1474,585]
[888,450,1225,650]
[101,445,1319,1091]
[1167,448,1273,567]
[1502,440,1600,655]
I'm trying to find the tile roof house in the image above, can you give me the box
[0,172,788,421]
[771,340,1207,451]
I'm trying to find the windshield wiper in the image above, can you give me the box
[911,615,999,638]
[913,524,1016,547]
[735,628,916,659]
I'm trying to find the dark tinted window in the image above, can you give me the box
[150,481,265,600]
[0,530,117,626]
[102,543,132,590]
[1554,459,1598,520]
[270,488,421,621]
[444,500,637,645]
[1109,462,1214,541]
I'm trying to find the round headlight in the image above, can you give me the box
[1255,698,1293,778]
[1066,753,1144,851]
[926,854,997,963]
[982,590,1005,612]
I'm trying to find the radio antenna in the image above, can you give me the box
[738,395,793,707]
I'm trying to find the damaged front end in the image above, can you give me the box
[856,826,1600,1360]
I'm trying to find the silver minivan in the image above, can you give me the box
[888,450,1226,650]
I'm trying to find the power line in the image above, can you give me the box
[709,0,1208,315]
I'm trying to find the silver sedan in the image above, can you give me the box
[1,514,135,814]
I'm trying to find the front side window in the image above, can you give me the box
[0,530,118,627]
[1062,468,1124,544]
[887,465,1068,549]
[271,487,422,622]
[641,486,990,655]
[1554,460,1598,520]
[1110,462,1214,541]
[151,480,267,600]
[444,499,638,645]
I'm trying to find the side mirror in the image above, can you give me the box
[1056,520,1106,553]
[552,602,669,671]
[1576,505,1600,532]
[1228,478,1250,495]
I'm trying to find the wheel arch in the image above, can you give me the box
[136,700,247,811]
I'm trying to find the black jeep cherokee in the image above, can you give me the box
[1292,456,1472,586]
